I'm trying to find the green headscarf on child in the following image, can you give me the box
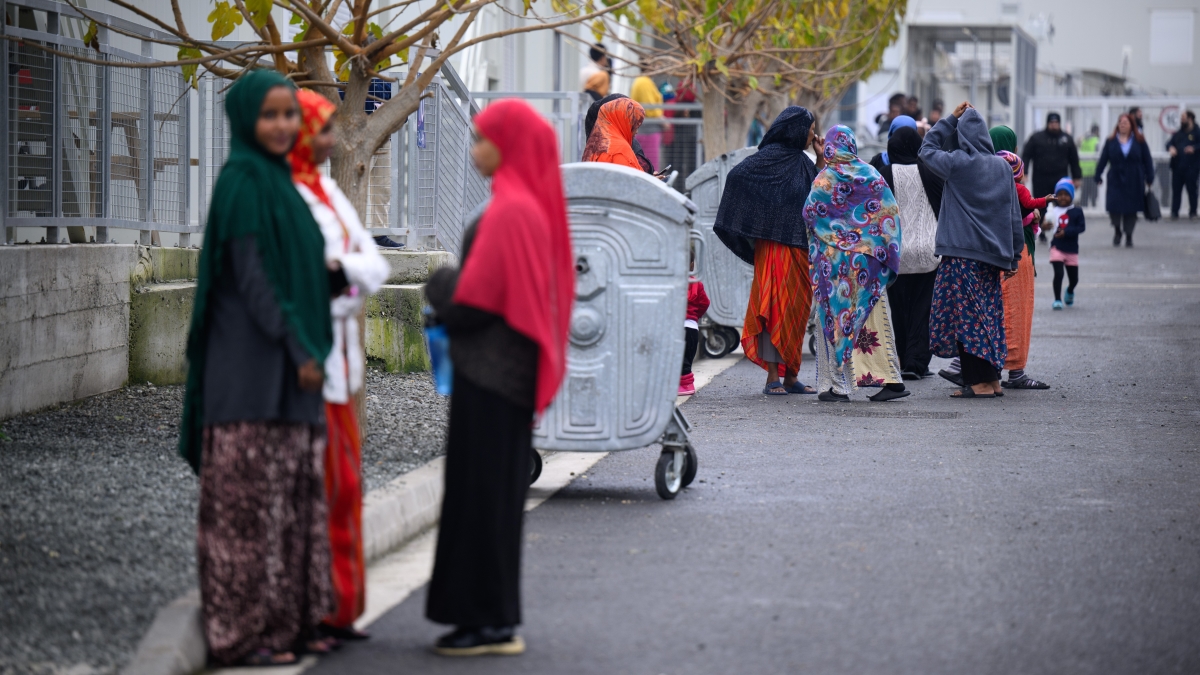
[179,70,332,473]
[989,125,1017,153]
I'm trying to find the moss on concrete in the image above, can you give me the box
[129,246,200,289]
[364,284,429,372]
[380,250,455,285]
[128,282,195,385]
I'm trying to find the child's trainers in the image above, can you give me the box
[1064,291,1075,306]
[678,372,696,396]
[1052,300,1064,310]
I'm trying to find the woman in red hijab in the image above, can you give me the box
[289,89,389,641]
[423,98,573,656]
[582,96,645,170]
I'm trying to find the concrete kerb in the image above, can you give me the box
[120,457,449,675]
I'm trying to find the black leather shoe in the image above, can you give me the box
[818,389,850,403]
[435,626,525,656]
[937,369,964,387]
[869,386,911,402]
[373,235,405,248]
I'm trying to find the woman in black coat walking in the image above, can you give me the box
[1094,113,1155,247]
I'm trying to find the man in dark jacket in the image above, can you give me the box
[1167,110,1199,220]
[1021,112,1083,201]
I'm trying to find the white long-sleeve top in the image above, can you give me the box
[295,176,390,404]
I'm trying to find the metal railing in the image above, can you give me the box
[2,0,189,245]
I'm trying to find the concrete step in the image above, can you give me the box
[380,250,454,285]
[128,281,195,385]
[364,284,429,373]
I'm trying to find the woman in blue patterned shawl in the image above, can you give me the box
[804,125,909,403]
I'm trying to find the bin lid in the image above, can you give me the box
[562,162,696,226]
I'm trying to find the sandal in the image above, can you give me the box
[785,381,816,394]
[239,649,298,667]
[818,389,850,403]
[763,381,788,396]
[320,622,371,641]
[304,637,341,654]
[1001,376,1050,390]
[938,369,964,387]
[951,387,995,399]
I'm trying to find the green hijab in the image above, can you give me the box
[179,70,332,473]
[989,125,1017,153]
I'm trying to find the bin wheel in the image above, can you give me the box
[529,449,543,485]
[808,333,817,357]
[702,329,730,359]
[654,449,684,500]
[719,327,741,357]
[681,444,698,488]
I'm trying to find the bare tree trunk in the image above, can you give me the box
[701,74,728,161]
[724,88,762,154]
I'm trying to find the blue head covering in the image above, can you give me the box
[1054,177,1075,201]
[881,115,918,165]
[713,106,818,263]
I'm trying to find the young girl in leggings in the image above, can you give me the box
[1044,178,1086,310]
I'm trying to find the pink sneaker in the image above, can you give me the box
[678,372,696,396]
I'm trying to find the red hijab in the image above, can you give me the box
[289,88,337,209]
[582,97,644,170]
[453,99,574,413]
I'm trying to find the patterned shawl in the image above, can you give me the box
[581,97,644,170]
[289,89,337,209]
[804,125,902,366]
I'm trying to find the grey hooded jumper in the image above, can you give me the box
[918,110,1024,271]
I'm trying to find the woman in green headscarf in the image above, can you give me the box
[181,70,335,667]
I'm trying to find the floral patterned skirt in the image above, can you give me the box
[930,256,1008,372]
[815,292,902,396]
[198,421,332,665]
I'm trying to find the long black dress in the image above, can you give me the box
[424,225,539,628]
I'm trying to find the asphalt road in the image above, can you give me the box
[310,216,1200,675]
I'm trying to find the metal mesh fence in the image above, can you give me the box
[8,40,54,217]
[151,67,187,226]
[411,84,438,236]
[58,45,101,219]
[198,75,228,227]
[434,85,468,242]
[107,56,146,222]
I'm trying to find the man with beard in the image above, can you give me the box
[1021,112,1082,212]
[1167,110,1199,220]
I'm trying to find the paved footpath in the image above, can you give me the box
[310,217,1200,675]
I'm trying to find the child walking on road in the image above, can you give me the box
[679,257,710,396]
[1045,178,1086,310]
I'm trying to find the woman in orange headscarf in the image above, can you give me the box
[423,99,574,656]
[582,97,644,170]
[290,89,389,641]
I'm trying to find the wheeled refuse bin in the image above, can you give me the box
[683,147,757,358]
[532,162,700,499]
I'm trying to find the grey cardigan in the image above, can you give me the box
[918,110,1024,271]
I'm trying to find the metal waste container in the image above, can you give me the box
[533,162,700,499]
[684,147,757,358]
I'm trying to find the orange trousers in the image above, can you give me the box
[324,402,365,628]
[1002,249,1035,371]
[741,240,812,378]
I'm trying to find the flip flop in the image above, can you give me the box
[818,389,850,402]
[763,381,788,396]
[786,382,816,394]
[938,369,964,387]
[1001,376,1051,390]
[950,387,995,399]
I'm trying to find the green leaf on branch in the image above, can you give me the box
[245,0,271,28]
[591,19,605,42]
[82,19,99,51]
[207,1,243,41]
[747,75,759,91]
[289,12,303,25]
[178,46,203,89]
[292,19,309,41]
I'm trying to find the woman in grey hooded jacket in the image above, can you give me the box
[918,103,1024,398]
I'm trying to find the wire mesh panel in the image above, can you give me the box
[8,40,55,217]
[57,46,102,219]
[410,83,439,236]
[151,66,187,226]
[434,85,469,244]
[107,57,147,221]
[366,138,393,229]
[199,75,229,227]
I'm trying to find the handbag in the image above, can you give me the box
[1144,188,1162,222]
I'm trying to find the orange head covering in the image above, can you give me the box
[581,97,644,170]
[452,99,574,413]
[290,88,337,208]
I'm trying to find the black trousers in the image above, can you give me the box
[1110,212,1137,242]
[427,373,533,628]
[958,342,999,386]
[682,327,699,375]
[886,270,937,374]
[1172,165,1199,217]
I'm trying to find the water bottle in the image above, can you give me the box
[422,306,453,396]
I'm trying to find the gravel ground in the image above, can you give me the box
[0,369,447,674]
